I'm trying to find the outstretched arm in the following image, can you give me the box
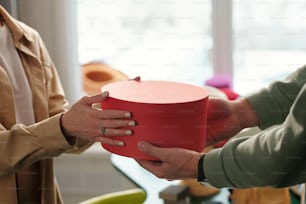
[61,91,135,146]
[206,97,259,146]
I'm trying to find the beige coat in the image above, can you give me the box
[0,6,90,203]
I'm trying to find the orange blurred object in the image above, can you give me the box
[82,62,128,95]
[231,187,291,204]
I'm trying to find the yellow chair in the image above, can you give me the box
[79,188,146,204]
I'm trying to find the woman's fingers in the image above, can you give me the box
[97,119,136,129]
[97,136,125,146]
[97,127,133,136]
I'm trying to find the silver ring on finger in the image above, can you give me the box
[101,127,106,136]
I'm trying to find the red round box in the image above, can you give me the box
[101,80,208,160]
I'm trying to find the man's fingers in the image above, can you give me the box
[137,141,165,160]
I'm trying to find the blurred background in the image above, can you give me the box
[5,0,306,101]
[2,0,306,203]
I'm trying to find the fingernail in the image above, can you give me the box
[124,112,132,118]
[102,91,109,97]
[118,141,125,146]
[138,141,145,151]
[125,130,132,135]
[128,121,136,126]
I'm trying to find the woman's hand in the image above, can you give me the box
[60,91,135,146]
[136,141,202,180]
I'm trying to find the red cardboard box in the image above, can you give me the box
[101,80,208,160]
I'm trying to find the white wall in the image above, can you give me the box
[0,0,17,17]
[212,0,233,77]
[17,0,82,103]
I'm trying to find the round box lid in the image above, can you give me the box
[101,80,208,160]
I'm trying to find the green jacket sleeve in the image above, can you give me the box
[248,65,306,129]
[205,65,306,188]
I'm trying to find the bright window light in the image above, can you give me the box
[77,0,213,86]
[233,0,306,95]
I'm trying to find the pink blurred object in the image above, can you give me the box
[205,75,239,100]
[205,74,232,89]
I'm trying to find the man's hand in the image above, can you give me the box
[206,97,259,146]
[136,141,201,180]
